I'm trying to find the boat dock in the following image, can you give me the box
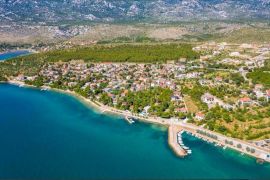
[168,126,187,157]
[177,122,270,163]
[125,116,135,124]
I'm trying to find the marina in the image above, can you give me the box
[0,83,270,179]
[169,124,270,163]
[177,130,192,155]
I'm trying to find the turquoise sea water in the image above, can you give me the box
[0,50,30,61]
[0,83,270,179]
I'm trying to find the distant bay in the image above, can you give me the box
[0,83,270,179]
[0,50,31,61]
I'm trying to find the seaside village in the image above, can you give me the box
[13,42,270,161]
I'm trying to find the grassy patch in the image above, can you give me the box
[184,95,199,113]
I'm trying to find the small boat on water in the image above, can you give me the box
[187,150,192,154]
[41,87,48,91]
[183,146,189,150]
[125,116,135,124]
[19,84,24,87]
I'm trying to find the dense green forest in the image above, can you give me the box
[36,44,199,62]
[0,44,199,77]
[117,87,174,118]
[0,75,7,81]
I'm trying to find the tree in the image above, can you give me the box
[100,93,112,105]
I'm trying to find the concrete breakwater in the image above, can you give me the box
[168,126,187,157]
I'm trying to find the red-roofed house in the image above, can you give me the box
[238,97,252,106]
[215,76,223,82]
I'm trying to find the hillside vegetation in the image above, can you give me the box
[247,59,270,87]
[218,28,270,43]
[0,44,199,76]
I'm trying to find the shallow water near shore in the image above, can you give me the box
[0,50,31,61]
[0,83,270,179]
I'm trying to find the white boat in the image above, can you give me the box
[183,146,189,150]
[187,150,192,154]
[125,116,135,124]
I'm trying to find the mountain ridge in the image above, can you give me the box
[0,0,269,24]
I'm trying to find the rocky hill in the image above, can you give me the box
[0,0,269,24]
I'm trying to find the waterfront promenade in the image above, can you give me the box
[7,80,270,163]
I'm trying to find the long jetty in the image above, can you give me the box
[168,126,187,157]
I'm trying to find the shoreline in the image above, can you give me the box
[7,80,169,127]
[4,80,270,163]
[0,49,37,54]
[0,49,36,61]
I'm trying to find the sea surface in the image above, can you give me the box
[0,50,31,61]
[0,83,270,179]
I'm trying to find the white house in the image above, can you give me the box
[201,93,215,104]
[195,112,205,121]
[254,84,265,98]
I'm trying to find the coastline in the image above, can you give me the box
[7,80,169,127]
[5,80,270,163]
[0,49,36,61]
[53,88,170,127]
[0,49,37,54]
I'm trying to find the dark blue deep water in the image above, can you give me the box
[0,50,30,61]
[0,83,270,179]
